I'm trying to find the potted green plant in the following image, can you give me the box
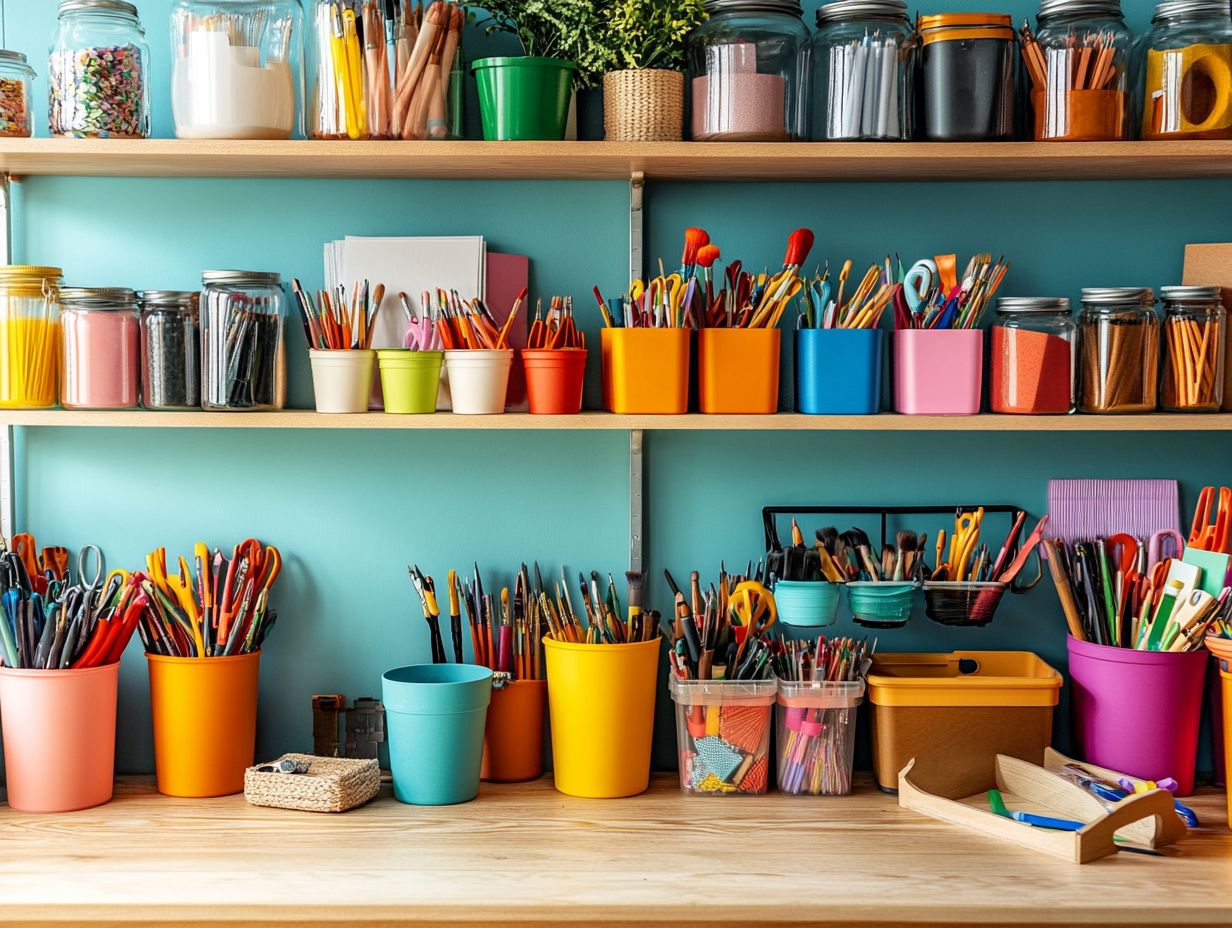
[473,0,609,140]
[599,0,707,141]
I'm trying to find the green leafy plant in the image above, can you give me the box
[601,0,708,72]
[478,0,615,86]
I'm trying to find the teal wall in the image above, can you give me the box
[6,1,1231,775]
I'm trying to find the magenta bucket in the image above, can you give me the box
[1067,635,1207,795]
[893,329,983,415]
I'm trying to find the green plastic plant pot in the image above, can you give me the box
[472,56,576,141]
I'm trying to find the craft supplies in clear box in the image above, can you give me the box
[0,265,63,410]
[670,677,775,795]
[990,297,1076,415]
[0,51,35,137]
[49,0,150,139]
[60,287,140,410]
[171,0,303,139]
[918,13,1016,141]
[201,270,286,411]
[139,290,200,410]
[1140,0,1232,140]
[1160,285,1225,411]
[1021,0,1130,141]
[808,0,917,140]
[686,0,810,141]
[1077,287,1159,413]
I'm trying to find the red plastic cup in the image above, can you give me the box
[522,349,586,415]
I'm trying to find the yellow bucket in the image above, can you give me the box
[543,637,661,798]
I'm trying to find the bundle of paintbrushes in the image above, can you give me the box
[809,524,929,583]
[797,258,896,330]
[137,540,281,658]
[664,567,776,681]
[426,286,526,350]
[702,228,815,329]
[767,518,845,583]
[929,509,1048,586]
[538,567,660,646]
[291,278,384,350]
[312,1,465,140]
[527,297,585,350]
[893,253,1010,330]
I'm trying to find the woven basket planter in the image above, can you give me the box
[244,754,381,813]
[603,69,684,142]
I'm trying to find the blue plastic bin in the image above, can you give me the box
[796,329,882,415]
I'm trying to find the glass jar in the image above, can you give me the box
[809,0,917,140]
[1139,0,1232,139]
[0,266,63,409]
[686,0,810,141]
[61,287,140,410]
[0,52,36,138]
[918,13,1015,141]
[1160,285,1225,411]
[990,297,1076,414]
[140,290,200,410]
[49,0,150,139]
[1078,287,1159,414]
[201,270,285,411]
[1024,0,1131,141]
[171,0,303,140]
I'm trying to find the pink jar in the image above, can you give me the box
[61,287,140,409]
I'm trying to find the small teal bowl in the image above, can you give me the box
[773,580,841,627]
[846,581,917,629]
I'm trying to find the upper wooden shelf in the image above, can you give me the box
[5,138,1232,182]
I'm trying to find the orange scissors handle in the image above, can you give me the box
[1105,533,1141,575]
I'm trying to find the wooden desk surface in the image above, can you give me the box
[1,774,1229,927]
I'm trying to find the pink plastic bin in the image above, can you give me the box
[893,329,983,415]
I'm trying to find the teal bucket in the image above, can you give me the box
[773,581,841,627]
[382,664,493,806]
[846,582,917,629]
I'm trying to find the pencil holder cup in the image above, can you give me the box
[773,580,841,627]
[147,652,261,798]
[893,329,983,415]
[776,679,865,796]
[522,348,586,415]
[0,662,118,812]
[796,329,882,415]
[698,328,780,414]
[481,678,547,782]
[443,349,513,415]
[1031,90,1125,142]
[669,676,776,795]
[601,328,691,414]
[1067,636,1207,795]
[382,663,492,805]
[309,349,375,414]
[922,581,1008,628]
[846,581,916,628]
[472,56,576,141]
[377,349,443,414]
[543,637,661,798]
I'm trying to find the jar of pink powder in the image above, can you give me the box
[60,287,140,409]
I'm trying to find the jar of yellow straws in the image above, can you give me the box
[0,265,62,408]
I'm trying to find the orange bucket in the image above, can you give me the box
[481,679,547,782]
[0,663,118,812]
[1205,635,1232,829]
[148,652,261,797]
[601,328,690,414]
[698,328,781,414]
[522,348,586,414]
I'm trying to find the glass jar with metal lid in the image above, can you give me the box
[808,0,917,140]
[1078,287,1159,414]
[201,270,285,411]
[49,0,149,139]
[1160,285,1225,411]
[140,290,200,410]
[990,297,1076,415]
[918,13,1016,140]
[1138,0,1232,139]
[686,0,811,141]
[0,266,63,409]
[60,287,140,409]
[1024,0,1131,141]
[0,51,36,138]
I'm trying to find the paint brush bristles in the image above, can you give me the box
[294,277,382,350]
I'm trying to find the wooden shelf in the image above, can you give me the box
[5,138,1232,181]
[0,774,1228,927]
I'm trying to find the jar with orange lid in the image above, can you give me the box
[0,265,63,409]
[918,12,1016,140]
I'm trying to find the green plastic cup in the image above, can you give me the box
[378,350,443,414]
[472,56,576,141]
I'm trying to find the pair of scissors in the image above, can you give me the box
[728,579,776,664]
[948,508,984,581]
[1148,529,1185,567]
[1188,486,1231,553]
[1106,533,1144,575]
[902,259,936,318]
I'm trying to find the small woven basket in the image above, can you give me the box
[603,69,684,142]
[244,754,381,813]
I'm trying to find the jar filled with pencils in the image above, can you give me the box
[918,13,1015,141]
[1139,0,1232,140]
[808,0,917,141]
[49,0,150,139]
[139,290,200,410]
[60,287,140,410]
[0,265,63,409]
[170,0,303,140]
[1161,285,1225,411]
[685,0,810,141]
[1021,0,1131,141]
[201,270,286,411]
[1077,287,1159,414]
[989,297,1076,415]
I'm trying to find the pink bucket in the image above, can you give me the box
[893,329,983,415]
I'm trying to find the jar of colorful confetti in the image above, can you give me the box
[0,51,35,138]
[49,0,150,139]
[669,676,776,796]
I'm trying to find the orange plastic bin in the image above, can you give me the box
[601,328,690,414]
[698,328,780,414]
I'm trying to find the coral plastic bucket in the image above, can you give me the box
[522,348,586,415]
[309,349,375,413]
[796,329,881,414]
[481,679,546,782]
[443,349,513,414]
[773,580,841,627]
[894,329,983,415]
[377,349,443,414]
[0,662,119,812]
[1068,635,1207,795]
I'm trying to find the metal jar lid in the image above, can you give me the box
[59,0,140,17]
[1038,0,1123,21]
[817,0,909,25]
[139,289,199,309]
[0,50,30,66]
[59,286,138,307]
[705,0,804,17]
[1153,0,1230,23]
[202,270,282,287]
[1080,287,1156,304]
[996,296,1071,313]
[0,265,62,280]
[1160,285,1222,302]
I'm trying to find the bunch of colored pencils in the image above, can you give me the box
[893,253,1009,330]
[423,287,526,350]
[528,297,585,350]
[539,567,660,645]
[798,258,897,329]
[1019,22,1119,95]
[291,277,384,350]
[664,567,775,681]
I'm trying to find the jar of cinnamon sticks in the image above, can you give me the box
[1077,288,1159,414]
[1161,285,1225,412]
